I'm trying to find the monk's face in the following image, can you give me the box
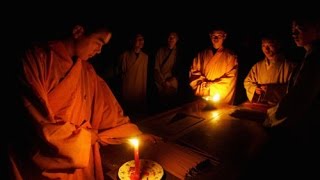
[292,20,318,47]
[209,30,226,49]
[133,34,145,50]
[74,28,112,61]
[261,39,280,59]
[167,32,178,49]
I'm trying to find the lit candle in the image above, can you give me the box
[212,93,220,102]
[203,93,220,103]
[129,138,140,180]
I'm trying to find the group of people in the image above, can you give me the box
[3,15,319,180]
[115,22,303,117]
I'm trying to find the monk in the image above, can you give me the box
[8,21,160,180]
[244,34,296,106]
[117,33,148,116]
[189,25,238,104]
[257,16,320,179]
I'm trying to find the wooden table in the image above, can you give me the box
[101,99,269,180]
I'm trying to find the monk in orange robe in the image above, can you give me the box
[8,22,159,180]
[189,27,238,105]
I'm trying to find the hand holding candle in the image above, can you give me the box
[129,138,140,180]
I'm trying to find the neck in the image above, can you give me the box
[61,39,75,58]
[267,56,276,62]
[134,48,141,53]
[304,44,313,53]
[168,45,175,50]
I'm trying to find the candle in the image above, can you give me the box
[203,93,220,102]
[212,93,220,102]
[129,138,140,180]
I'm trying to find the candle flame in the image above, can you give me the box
[203,93,220,102]
[129,138,139,148]
[212,93,220,102]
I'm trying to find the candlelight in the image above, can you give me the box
[212,93,220,102]
[211,111,220,122]
[203,93,220,102]
[129,138,140,180]
[129,138,139,148]
[211,111,219,118]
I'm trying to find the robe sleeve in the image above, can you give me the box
[21,48,92,170]
[206,56,238,98]
[264,56,320,127]
[189,54,206,91]
[91,73,142,142]
[154,49,165,86]
[244,63,259,101]
[119,52,128,78]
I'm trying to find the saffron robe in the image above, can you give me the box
[9,41,142,180]
[189,47,238,104]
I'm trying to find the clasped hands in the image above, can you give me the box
[89,128,162,145]
[255,85,267,95]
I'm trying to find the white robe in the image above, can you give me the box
[119,50,148,112]
[154,47,178,96]
[264,42,320,129]
[244,56,296,102]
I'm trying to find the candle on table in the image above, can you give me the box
[212,93,220,102]
[129,138,140,180]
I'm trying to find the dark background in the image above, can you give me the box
[6,3,316,110]
[1,4,317,179]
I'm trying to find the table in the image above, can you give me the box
[101,99,269,180]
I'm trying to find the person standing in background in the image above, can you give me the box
[117,33,149,118]
[153,32,182,109]
[189,25,238,104]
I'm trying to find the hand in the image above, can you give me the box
[161,81,170,88]
[255,85,267,95]
[260,85,267,92]
[138,133,162,144]
[201,81,212,88]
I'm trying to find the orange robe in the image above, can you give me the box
[9,41,142,180]
[189,47,238,104]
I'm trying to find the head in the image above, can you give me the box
[167,32,179,49]
[132,33,145,50]
[209,28,227,50]
[261,35,282,60]
[291,16,320,48]
[70,24,112,61]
